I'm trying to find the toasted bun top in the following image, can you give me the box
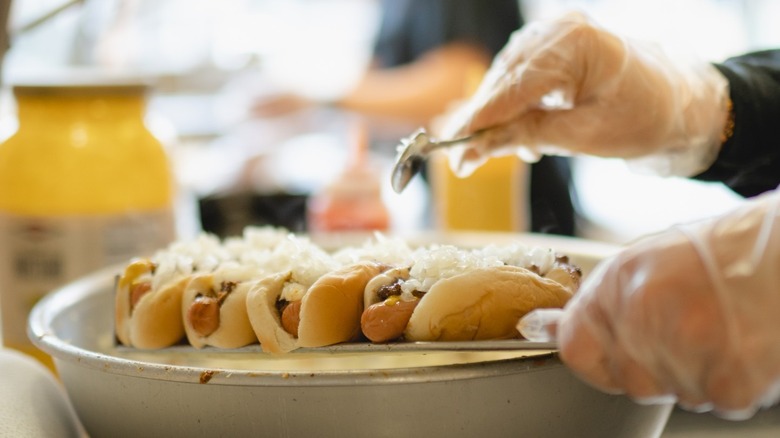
[297,261,387,348]
[404,265,572,342]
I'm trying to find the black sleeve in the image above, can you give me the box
[695,50,780,197]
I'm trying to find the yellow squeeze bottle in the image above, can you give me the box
[0,81,176,368]
[429,152,527,232]
[428,63,529,233]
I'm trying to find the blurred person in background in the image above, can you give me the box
[444,11,780,420]
[253,0,579,236]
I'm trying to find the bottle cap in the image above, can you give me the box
[10,69,153,96]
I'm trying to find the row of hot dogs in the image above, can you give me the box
[115,227,581,353]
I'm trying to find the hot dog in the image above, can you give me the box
[181,263,263,349]
[115,234,229,349]
[245,234,413,353]
[246,260,390,353]
[360,266,414,343]
[246,265,338,353]
[360,244,581,343]
[116,227,582,351]
[404,265,573,341]
[244,236,341,353]
[114,258,189,349]
[245,271,300,353]
[296,260,390,348]
[181,229,323,349]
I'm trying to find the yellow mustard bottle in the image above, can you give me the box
[428,63,529,233]
[0,81,177,368]
[429,152,528,232]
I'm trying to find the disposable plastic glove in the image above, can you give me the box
[439,11,731,178]
[521,188,780,420]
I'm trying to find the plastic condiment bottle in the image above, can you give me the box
[429,151,528,232]
[0,80,177,368]
[428,61,529,232]
[306,123,390,232]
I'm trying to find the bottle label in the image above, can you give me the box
[0,209,175,349]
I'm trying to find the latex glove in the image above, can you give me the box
[439,12,730,178]
[521,188,780,420]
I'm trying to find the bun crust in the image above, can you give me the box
[246,271,298,353]
[128,276,189,349]
[404,266,572,342]
[297,261,387,348]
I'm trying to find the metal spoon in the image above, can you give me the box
[390,128,478,194]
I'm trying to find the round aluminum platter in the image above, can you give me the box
[29,233,674,437]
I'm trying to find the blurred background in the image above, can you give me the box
[3,0,778,244]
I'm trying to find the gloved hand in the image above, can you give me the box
[438,12,731,178]
[521,189,780,420]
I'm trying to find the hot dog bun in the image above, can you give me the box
[115,227,582,351]
[115,258,190,349]
[115,233,233,348]
[404,265,572,342]
[181,266,260,349]
[244,236,341,353]
[115,259,153,346]
[129,277,191,348]
[245,271,298,353]
[297,261,389,348]
[359,244,581,343]
[115,271,190,349]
